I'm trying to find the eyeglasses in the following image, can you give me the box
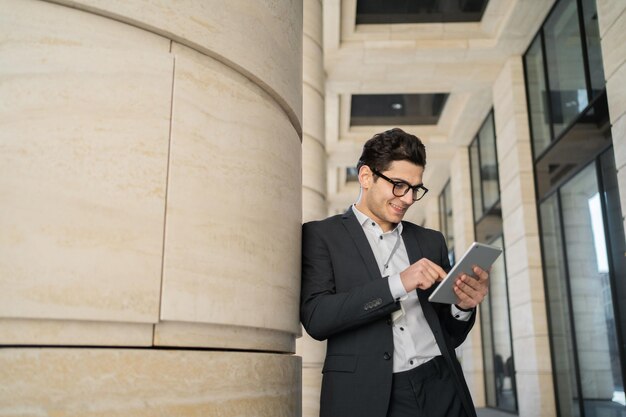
[370,167,429,201]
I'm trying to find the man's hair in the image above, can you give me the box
[356,128,426,173]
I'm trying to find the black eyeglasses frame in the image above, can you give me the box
[370,167,429,201]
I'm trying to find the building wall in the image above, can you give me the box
[492,57,556,417]
[0,0,303,415]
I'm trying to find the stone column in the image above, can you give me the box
[423,196,440,231]
[598,0,626,233]
[492,57,555,417]
[297,0,327,416]
[0,1,303,415]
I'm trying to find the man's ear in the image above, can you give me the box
[358,165,373,189]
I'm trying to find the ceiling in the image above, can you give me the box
[322,0,556,222]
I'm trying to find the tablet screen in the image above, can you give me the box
[428,242,502,304]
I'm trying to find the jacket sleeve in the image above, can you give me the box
[300,222,400,341]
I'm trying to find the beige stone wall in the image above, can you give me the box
[598,0,626,234]
[298,1,326,416]
[0,0,303,415]
[492,57,555,417]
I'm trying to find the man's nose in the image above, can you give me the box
[400,191,414,205]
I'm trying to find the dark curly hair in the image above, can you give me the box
[356,128,426,173]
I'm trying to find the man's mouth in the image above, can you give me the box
[389,202,408,214]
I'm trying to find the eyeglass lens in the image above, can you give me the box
[392,183,425,200]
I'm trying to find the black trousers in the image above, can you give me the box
[387,356,469,417]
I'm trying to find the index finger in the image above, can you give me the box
[421,258,447,280]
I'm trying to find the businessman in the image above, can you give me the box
[300,128,489,417]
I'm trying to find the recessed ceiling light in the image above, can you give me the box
[391,103,403,110]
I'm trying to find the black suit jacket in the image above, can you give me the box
[300,209,477,417]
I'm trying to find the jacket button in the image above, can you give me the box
[386,318,392,325]
[383,352,391,360]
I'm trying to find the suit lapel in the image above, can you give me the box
[341,208,382,282]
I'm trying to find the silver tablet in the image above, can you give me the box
[428,242,502,304]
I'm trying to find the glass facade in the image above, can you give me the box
[540,153,625,417]
[469,110,517,412]
[439,181,455,266]
[525,1,625,416]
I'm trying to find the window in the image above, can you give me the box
[469,111,501,243]
[539,151,626,417]
[469,110,516,412]
[523,0,606,159]
[524,1,625,415]
[438,181,455,266]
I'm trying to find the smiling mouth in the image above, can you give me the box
[389,202,408,213]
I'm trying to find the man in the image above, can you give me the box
[300,128,489,417]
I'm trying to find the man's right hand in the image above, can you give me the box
[399,258,446,292]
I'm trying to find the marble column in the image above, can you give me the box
[449,146,486,407]
[492,57,555,417]
[0,0,303,415]
[297,0,327,416]
[598,0,626,233]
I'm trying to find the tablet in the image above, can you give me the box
[428,242,502,304]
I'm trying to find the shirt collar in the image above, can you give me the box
[351,204,403,234]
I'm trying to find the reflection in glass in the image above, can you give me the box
[541,194,581,417]
[439,182,455,266]
[600,150,626,412]
[544,0,588,138]
[479,113,499,210]
[489,236,516,411]
[470,140,482,221]
[560,164,625,416]
[581,0,605,99]
[525,34,552,156]
[481,287,496,407]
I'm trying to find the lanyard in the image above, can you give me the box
[382,233,402,274]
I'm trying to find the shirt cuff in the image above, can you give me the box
[387,273,408,301]
[451,305,473,321]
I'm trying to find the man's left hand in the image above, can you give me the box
[453,266,489,310]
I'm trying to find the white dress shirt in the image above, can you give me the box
[352,205,472,373]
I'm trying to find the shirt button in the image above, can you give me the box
[379,236,383,240]
[371,222,375,226]
[400,327,404,331]
[410,360,414,365]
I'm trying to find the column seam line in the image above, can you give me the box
[154,43,176,346]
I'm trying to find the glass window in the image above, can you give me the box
[469,111,500,222]
[543,0,588,139]
[439,181,455,266]
[581,0,605,99]
[480,236,516,411]
[540,157,626,417]
[478,113,499,210]
[525,34,552,156]
[541,194,582,417]
[490,236,516,411]
[560,163,624,416]
[600,150,626,396]
[470,139,482,222]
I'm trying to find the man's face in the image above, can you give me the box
[358,160,425,231]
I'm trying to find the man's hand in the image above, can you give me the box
[453,266,489,310]
[400,258,446,292]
